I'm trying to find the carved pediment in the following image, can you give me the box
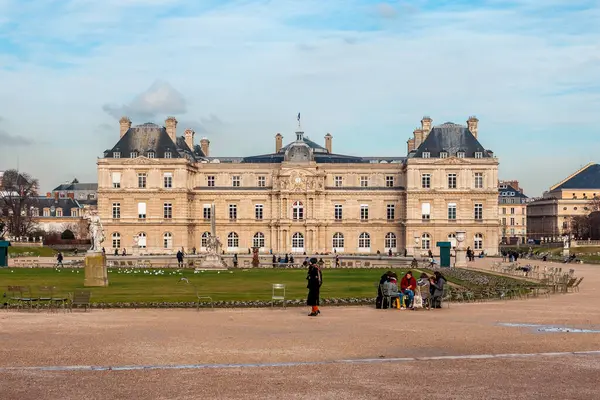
[433,157,470,165]
[122,156,162,165]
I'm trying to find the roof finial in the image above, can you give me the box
[297,112,301,130]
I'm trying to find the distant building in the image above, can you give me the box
[52,180,98,203]
[31,197,89,237]
[498,181,528,244]
[527,163,600,241]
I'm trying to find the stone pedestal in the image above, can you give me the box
[455,248,467,268]
[84,252,108,287]
[196,254,227,270]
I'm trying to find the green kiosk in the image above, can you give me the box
[0,240,11,267]
[436,241,452,268]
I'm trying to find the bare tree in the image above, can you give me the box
[588,196,600,212]
[569,215,591,240]
[61,219,89,239]
[0,169,39,237]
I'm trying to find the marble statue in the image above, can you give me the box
[87,213,105,252]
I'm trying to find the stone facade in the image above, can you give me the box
[498,180,528,245]
[97,116,500,256]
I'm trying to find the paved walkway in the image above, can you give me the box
[1,258,599,399]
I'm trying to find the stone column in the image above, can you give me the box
[455,230,467,268]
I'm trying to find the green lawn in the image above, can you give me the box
[1,268,406,303]
[8,246,57,257]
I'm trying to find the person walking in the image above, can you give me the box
[306,257,323,316]
[56,252,64,268]
[176,249,184,268]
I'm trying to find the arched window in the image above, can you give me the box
[227,232,239,248]
[137,232,147,248]
[385,232,397,249]
[421,233,431,250]
[291,232,304,251]
[332,232,344,250]
[253,232,265,248]
[358,232,371,249]
[292,201,304,220]
[448,233,457,248]
[112,232,121,249]
[474,233,483,250]
[163,232,173,249]
[201,232,211,248]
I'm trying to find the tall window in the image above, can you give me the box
[163,172,173,189]
[360,176,369,187]
[112,232,121,249]
[201,232,210,248]
[385,176,394,187]
[502,208,506,214]
[227,232,239,248]
[292,201,304,220]
[421,233,431,250]
[332,232,344,249]
[229,204,237,220]
[474,203,483,220]
[255,204,263,220]
[163,203,172,219]
[334,176,342,187]
[257,176,266,187]
[447,173,457,189]
[112,172,121,188]
[135,173,146,189]
[448,233,456,247]
[138,202,146,219]
[448,203,457,220]
[421,174,431,189]
[112,202,121,219]
[334,204,343,221]
[510,207,515,214]
[510,217,515,226]
[474,233,483,250]
[387,204,395,220]
[203,205,211,220]
[163,232,173,249]
[137,232,147,248]
[474,172,483,189]
[358,232,371,249]
[253,232,265,248]
[502,217,506,225]
[43,208,50,217]
[292,232,304,250]
[207,176,215,187]
[421,203,430,220]
[232,176,240,187]
[56,208,63,217]
[360,205,369,221]
[385,232,397,249]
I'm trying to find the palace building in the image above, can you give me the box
[97,115,499,255]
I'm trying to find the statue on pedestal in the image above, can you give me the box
[87,213,105,253]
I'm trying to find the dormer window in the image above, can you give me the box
[457,151,465,158]
[440,151,448,159]
[296,132,304,141]
[165,151,172,159]
[422,152,430,159]
[474,152,483,159]
[113,152,121,158]
[147,151,155,158]
[130,151,138,158]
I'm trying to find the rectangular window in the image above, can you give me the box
[360,176,369,187]
[510,217,515,225]
[510,207,515,214]
[203,204,211,220]
[522,217,525,226]
[385,176,394,187]
[163,172,173,189]
[138,202,146,219]
[440,152,448,159]
[457,152,465,158]
[207,176,215,187]
[165,151,172,159]
[334,204,343,221]
[112,172,121,188]
[130,151,138,158]
[255,204,263,220]
[232,176,240,187]
[422,152,430,159]
[448,203,457,220]
[421,174,431,189]
[229,204,237,220]
[147,152,155,159]
[474,203,483,220]
[360,204,369,221]
[163,203,172,219]
[502,207,506,214]
[137,173,147,189]
[113,152,121,159]
[112,203,120,219]
[474,172,483,189]
[475,152,483,159]
[257,176,266,187]
[502,217,506,225]
[56,208,63,217]
[387,204,395,220]
[334,176,343,187]
[421,203,431,220]
[448,173,457,189]
[32,208,39,217]
[43,208,50,217]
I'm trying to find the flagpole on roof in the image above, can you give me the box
[297,112,301,131]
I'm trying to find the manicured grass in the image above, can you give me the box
[8,246,57,257]
[0,268,407,303]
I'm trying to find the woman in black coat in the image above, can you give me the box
[306,257,323,316]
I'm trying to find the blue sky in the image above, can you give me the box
[0,0,599,195]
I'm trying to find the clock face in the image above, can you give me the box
[295,177,302,183]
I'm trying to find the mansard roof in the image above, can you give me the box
[498,184,528,199]
[551,163,600,190]
[411,122,492,158]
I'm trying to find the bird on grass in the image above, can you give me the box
[178,277,189,284]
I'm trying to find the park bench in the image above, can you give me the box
[69,291,91,312]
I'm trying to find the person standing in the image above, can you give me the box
[306,257,323,316]
[176,249,184,268]
[56,252,64,268]
[233,253,238,268]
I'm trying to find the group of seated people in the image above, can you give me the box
[377,270,446,310]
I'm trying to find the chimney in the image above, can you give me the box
[46,192,51,198]
[421,116,432,134]
[119,116,131,138]
[165,116,178,142]
[407,138,415,152]
[275,133,283,153]
[324,133,332,153]
[467,116,479,139]
[200,137,210,156]
[184,128,195,150]
[413,128,424,149]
